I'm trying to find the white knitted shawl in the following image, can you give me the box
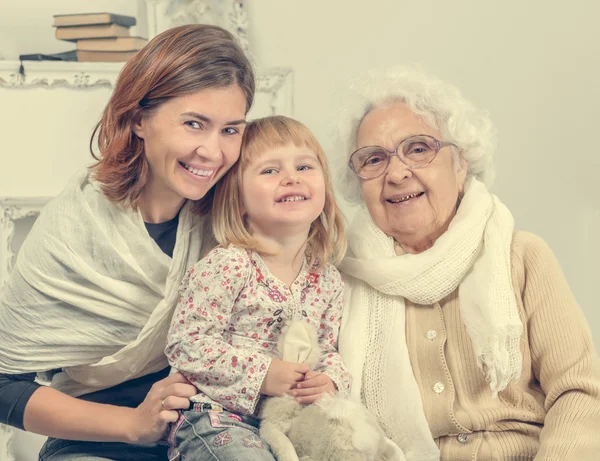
[338,178,522,461]
[0,170,212,396]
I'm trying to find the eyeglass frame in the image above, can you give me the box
[348,134,458,180]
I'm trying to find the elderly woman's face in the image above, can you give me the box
[356,103,466,251]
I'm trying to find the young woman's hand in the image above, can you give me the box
[127,372,197,444]
[291,370,336,404]
[260,358,309,397]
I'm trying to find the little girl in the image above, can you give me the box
[165,115,350,461]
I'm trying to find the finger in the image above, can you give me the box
[161,396,191,411]
[160,409,180,423]
[292,386,324,397]
[294,364,310,374]
[296,375,328,389]
[159,372,192,387]
[165,382,198,398]
[303,371,320,380]
[296,393,323,405]
[293,372,307,382]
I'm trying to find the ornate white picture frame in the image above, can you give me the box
[0,198,50,291]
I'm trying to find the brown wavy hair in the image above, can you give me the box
[212,116,347,268]
[90,24,255,211]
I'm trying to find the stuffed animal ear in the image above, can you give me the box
[279,320,320,369]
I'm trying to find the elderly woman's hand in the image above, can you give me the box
[127,372,197,444]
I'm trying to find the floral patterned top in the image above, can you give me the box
[166,245,351,416]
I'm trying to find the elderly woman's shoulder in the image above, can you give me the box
[510,231,563,278]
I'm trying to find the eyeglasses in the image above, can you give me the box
[348,134,457,180]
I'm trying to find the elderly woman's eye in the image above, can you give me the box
[364,153,386,166]
[405,143,431,156]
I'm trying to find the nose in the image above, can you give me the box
[281,171,301,186]
[195,130,222,162]
[385,154,412,183]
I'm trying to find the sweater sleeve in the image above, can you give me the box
[516,233,600,460]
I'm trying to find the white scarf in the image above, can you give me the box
[338,178,522,461]
[0,170,212,396]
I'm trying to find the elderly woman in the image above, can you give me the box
[337,68,600,461]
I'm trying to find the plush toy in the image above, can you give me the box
[258,320,406,461]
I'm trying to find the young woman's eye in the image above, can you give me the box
[184,121,202,130]
[222,127,239,135]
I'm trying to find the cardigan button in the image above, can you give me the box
[425,330,437,340]
[433,382,445,393]
[457,433,469,444]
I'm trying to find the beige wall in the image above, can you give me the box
[1,0,598,335]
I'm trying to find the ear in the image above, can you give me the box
[131,110,145,139]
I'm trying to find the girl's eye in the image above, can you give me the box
[297,165,312,171]
[185,121,202,130]
[261,168,277,175]
[222,127,239,135]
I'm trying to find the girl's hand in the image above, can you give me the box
[291,370,336,404]
[260,358,309,397]
[127,372,197,444]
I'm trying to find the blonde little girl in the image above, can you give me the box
[166,115,350,460]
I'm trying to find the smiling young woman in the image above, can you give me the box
[0,24,255,461]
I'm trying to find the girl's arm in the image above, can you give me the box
[294,266,352,403]
[166,247,277,415]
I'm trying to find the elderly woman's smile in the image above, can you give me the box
[355,102,466,253]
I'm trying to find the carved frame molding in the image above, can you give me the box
[0,197,51,291]
[144,0,249,50]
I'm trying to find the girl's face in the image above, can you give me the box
[133,85,247,218]
[241,143,326,239]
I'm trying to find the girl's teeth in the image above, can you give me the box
[282,196,305,202]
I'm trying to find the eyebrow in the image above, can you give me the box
[180,112,247,126]
[254,153,319,169]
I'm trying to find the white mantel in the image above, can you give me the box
[0,61,293,115]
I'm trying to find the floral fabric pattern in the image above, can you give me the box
[166,246,350,416]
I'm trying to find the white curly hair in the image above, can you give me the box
[333,66,497,204]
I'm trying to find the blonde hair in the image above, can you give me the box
[212,115,346,268]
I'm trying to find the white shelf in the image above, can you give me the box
[0,60,124,89]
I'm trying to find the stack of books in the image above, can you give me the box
[53,12,147,62]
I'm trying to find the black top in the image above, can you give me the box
[0,217,179,430]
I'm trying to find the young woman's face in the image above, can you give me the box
[133,85,247,211]
[241,143,326,238]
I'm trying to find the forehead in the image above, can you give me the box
[157,85,247,121]
[356,102,440,148]
[253,143,318,162]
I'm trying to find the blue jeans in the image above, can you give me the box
[38,438,168,460]
[168,404,275,461]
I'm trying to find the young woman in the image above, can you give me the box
[165,116,350,460]
[0,24,254,460]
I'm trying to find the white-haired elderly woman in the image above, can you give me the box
[336,68,600,461]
